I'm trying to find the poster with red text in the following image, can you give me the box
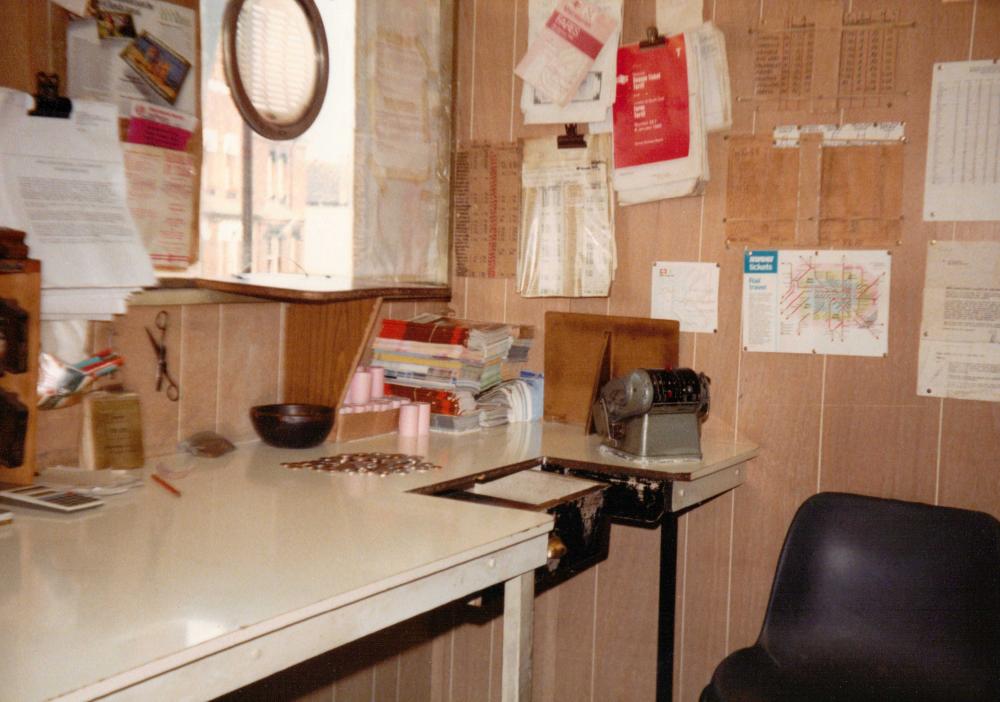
[612,35,691,169]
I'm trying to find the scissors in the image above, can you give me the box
[145,310,180,401]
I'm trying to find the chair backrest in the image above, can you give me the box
[759,492,1000,694]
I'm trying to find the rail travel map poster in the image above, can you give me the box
[742,249,891,357]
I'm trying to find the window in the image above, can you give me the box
[195,0,453,285]
[196,0,354,279]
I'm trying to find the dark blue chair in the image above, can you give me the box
[701,492,1000,702]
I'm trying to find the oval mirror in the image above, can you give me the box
[222,0,329,140]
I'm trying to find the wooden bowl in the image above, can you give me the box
[250,404,334,448]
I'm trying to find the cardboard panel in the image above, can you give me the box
[819,144,904,246]
[795,133,823,246]
[724,136,799,245]
[543,312,680,426]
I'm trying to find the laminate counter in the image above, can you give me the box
[0,419,756,701]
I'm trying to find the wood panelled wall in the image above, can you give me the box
[447,0,1000,701]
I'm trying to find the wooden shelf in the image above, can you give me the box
[188,276,450,304]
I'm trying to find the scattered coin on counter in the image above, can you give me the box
[281,452,442,477]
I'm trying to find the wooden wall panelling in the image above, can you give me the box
[939,400,1000,515]
[728,399,822,651]
[450,612,498,701]
[697,136,743,428]
[973,0,1000,56]
[592,523,661,701]
[676,493,735,702]
[281,298,382,408]
[451,2,521,700]
[178,304,222,440]
[621,0,657,44]
[819,403,939,502]
[794,133,822,246]
[271,2,1000,700]
[542,570,601,701]
[821,0,974,509]
[0,0,53,93]
[218,303,281,441]
[727,349,824,650]
[716,0,761,133]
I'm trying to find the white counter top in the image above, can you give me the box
[0,419,756,701]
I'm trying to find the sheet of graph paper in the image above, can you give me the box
[923,60,1000,222]
[917,241,1000,401]
[518,135,615,297]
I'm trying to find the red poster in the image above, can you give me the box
[613,36,690,169]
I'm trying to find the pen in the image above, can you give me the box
[151,473,181,497]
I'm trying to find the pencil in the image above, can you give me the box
[151,473,182,497]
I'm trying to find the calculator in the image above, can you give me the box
[0,484,104,512]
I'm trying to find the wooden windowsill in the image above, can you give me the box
[138,275,451,305]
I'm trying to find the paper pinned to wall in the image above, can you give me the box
[612,31,708,204]
[520,0,623,126]
[0,88,155,320]
[923,61,1000,222]
[655,0,703,34]
[518,134,616,297]
[917,241,1000,401]
[693,22,732,133]
[741,249,891,357]
[453,143,522,278]
[515,0,619,108]
[66,0,198,117]
[837,9,901,110]
[650,261,719,333]
[122,143,196,269]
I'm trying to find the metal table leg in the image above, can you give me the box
[656,513,680,702]
[502,571,535,702]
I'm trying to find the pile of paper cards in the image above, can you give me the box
[612,22,731,205]
[517,0,623,127]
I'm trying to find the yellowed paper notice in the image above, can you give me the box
[123,143,195,269]
[453,143,522,279]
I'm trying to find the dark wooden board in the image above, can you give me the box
[544,312,680,426]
